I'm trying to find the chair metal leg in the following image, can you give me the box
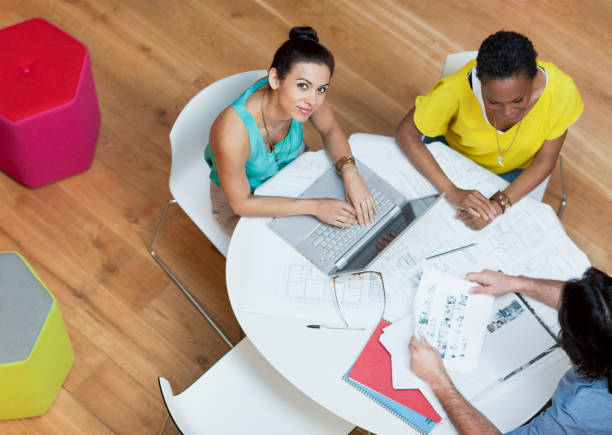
[557,156,567,220]
[150,198,234,349]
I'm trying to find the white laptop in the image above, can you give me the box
[268,159,443,275]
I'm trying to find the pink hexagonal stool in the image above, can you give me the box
[0,18,100,188]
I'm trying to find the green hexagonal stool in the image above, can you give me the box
[0,252,74,420]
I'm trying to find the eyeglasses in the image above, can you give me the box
[331,271,386,329]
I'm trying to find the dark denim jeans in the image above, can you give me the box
[423,135,522,183]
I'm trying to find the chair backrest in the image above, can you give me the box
[158,338,353,434]
[168,70,267,257]
[440,50,478,79]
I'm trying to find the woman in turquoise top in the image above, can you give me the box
[205,27,375,236]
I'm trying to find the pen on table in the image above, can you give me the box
[472,345,559,402]
[500,345,559,382]
[424,242,476,260]
[307,324,366,331]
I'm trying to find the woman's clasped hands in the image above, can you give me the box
[447,187,502,230]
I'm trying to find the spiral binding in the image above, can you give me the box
[342,375,429,434]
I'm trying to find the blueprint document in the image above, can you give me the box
[239,134,591,330]
[237,251,390,328]
[372,196,590,331]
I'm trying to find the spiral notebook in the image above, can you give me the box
[343,320,441,434]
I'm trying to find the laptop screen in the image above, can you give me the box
[338,194,441,273]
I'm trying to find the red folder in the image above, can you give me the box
[347,320,442,422]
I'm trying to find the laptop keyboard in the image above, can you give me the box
[305,185,396,260]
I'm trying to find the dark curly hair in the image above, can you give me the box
[558,267,612,393]
[270,26,335,80]
[476,31,538,81]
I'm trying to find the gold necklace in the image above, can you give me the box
[260,89,285,162]
[493,112,523,168]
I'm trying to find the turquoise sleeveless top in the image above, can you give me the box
[204,78,303,192]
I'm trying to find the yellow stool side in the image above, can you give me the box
[0,259,74,420]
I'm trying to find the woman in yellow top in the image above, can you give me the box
[396,31,583,229]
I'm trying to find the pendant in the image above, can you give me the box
[497,155,505,168]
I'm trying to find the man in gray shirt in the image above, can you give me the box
[410,267,612,434]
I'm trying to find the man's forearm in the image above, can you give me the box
[431,376,501,435]
[514,276,565,309]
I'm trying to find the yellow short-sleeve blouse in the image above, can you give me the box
[413,60,583,174]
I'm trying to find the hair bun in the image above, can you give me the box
[289,26,319,43]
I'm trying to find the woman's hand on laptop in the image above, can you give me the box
[314,199,356,227]
[341,165,376,226]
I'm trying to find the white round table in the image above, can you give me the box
[226,134,571,434]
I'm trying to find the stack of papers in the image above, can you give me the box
[378,271,564,418]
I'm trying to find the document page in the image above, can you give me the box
[482,293,557,377]
[414,269,494,373]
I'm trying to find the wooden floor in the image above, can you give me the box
[1,1,610,433]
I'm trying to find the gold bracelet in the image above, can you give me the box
[335,155,356,175]
[490,190,512,213]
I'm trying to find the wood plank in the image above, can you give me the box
[15,389,114,435]
[545,158,612,269]
[63,325,108,394]
[200,0,402,132]
[159,416,180,435]
[0,419,36,435]
[72,360,165,434]
[57,129,170,250]
[142,203,242,343]
[0,182,166,312]
[139,282,234,390]
[0,224,202,396]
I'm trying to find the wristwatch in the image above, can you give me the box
[490,190,512,213]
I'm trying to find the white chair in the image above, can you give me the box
[440,52,567,218]
[440,51,479,81]
[150,70,267,348]
[159,338,354,435]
